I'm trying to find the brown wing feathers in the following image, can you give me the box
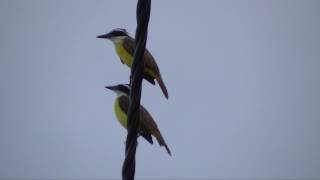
[123,37,169,99]
[140,106,171,156]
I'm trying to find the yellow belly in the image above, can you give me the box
[115,42,157,78]
[115,42,133,68]
[114,98,128,128]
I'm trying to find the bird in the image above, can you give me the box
[97,28,169,99]
[106,84,171,156]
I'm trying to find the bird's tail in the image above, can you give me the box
[156,76,169,99]
[155,131,172,156]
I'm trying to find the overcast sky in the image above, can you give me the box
[1,0,320,179]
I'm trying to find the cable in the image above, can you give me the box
[122,0,151,180]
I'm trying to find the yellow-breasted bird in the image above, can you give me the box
[98,28,169,99]
[106,84,171,156]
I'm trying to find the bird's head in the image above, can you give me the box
[97,28,128,42]
[105,84,130,97]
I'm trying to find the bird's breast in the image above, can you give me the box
[115,40,157,78]
[114,98,128,128]
[115,42,133,67]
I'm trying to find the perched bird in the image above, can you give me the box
[106,84,171,156]
[97,28,169,99]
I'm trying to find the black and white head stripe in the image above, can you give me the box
[97,28,129,39]
[116,84,130,95]
[108,28,129,37]
[105,84,130,96]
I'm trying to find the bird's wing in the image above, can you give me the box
[139,105,159,134]
[123,36,160,75]
[117,95,156,135]
[140,105,171,155]
[144,73,156,85]
[118,96,129,113]
[118,95,171,155]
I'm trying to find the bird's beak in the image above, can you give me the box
[97,33,111,39]
[105,86,115,90]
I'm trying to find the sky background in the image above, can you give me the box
[1,0,320,179]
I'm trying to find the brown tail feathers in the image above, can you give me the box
[155,131,171,156]
[156,76,169,99]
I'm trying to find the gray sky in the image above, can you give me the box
[1,0,320,179]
